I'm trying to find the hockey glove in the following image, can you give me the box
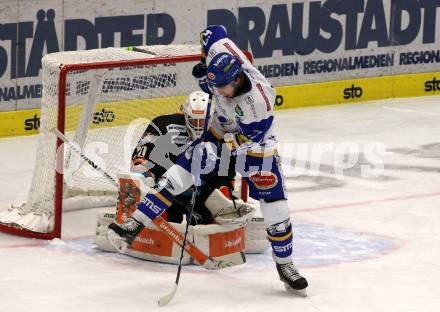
[223,133,240,152]
[192,62,207,79]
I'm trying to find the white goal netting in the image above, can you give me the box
[0,45,201,237]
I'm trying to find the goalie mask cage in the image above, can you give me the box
[0,45,251,240]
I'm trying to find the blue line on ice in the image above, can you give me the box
[48,222,399,270]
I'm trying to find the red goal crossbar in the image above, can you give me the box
[0,50,253,240]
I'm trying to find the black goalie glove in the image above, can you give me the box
[192,57,207,79]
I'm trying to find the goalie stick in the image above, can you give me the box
[51,128,119,188]
[51,127,227,266]
[51,127,241,263]
[127,46,173,58]
[127,46,158,56]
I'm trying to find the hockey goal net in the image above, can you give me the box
[0,45,251,239]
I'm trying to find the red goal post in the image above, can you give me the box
[0,45,252,240]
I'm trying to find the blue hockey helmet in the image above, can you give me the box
[200,25,228,55]
[206,52,242,89]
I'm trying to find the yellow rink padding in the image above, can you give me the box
[63,95,185,132]
[275,72,439,111]
[0,109,41,136]
[0,95,186,137]
[1,72,440,138]
[392,72,439,99]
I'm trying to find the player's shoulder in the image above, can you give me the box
[232,82,274,122]
[243,71,275,109]
[207,38,247,65]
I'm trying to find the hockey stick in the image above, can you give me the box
[52,122,240,303]
[51,127,118,188]
[51,127,220,268]
[53,126,241,269]
[158,93,214,307]
[127,46,158,56]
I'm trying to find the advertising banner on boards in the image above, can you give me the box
[1,0,440,112]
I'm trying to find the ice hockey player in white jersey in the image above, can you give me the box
[108,25,308,295]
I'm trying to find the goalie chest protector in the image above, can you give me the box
[132,113,190,177]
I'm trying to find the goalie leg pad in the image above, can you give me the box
[244,217,270,253]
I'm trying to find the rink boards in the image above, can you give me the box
[275,71,440,110]
[1,70,440,138]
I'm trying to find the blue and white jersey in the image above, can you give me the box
[205,38,278,153]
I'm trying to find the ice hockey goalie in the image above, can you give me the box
[95,91,269,265]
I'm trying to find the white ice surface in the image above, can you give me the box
[1,96,440,312]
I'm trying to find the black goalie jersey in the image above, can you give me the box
[132,113,190,180]
[131,112,236,225]
[131,113,212,225]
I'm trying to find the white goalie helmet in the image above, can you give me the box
[182,91,211,139]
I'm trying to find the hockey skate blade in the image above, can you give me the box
[158,284,177,306]
[284,284,308,297]
[107,228,129,253]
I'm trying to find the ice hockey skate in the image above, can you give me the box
[4,4,440,310]
[107,218,145,253]
[276,261,308,297]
